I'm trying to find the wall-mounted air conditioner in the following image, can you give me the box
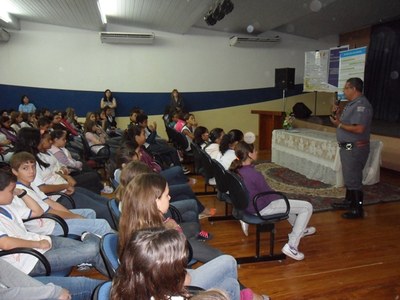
[0,28,10,43]
[229,35,280,47]
[100,32,155,44]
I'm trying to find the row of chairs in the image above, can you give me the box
[191,144,291,264]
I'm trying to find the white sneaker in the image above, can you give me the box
[302,226,316,237]
[282,243,304,261]
[240,220,249,236]
[101,185,114,194]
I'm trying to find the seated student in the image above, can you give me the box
[218,129,244,170]
[10,151,114,237]
[65,107,82,132]
[117,139,213,217]
[171,111,185,131]
[204,128,225,160]
[125,125,188,185]
[0,116,18,145]
[0,258,103,300]
[103,105,123,137]
[114,227,269,300]
[20,112,36,129]
[193,126,210,149]
[0,170,108,277]
[115,161,202,231]
[181,113,197,149]
[118,173,221,263]
[230,141,316,261]
[126,107,143,130]
[14,127,115,228]
[136,113,189,173]
[10,111,23,134]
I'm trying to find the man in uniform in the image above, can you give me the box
[330,77,373,219]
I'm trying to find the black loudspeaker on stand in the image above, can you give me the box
[275,68,295,90]
[275,68,295,112]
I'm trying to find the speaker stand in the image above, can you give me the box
[313,91,318,115]
[282,89,287,113]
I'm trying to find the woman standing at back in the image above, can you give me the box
[100,89,117,116]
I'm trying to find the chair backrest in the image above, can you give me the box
[79,133,110,161]
[225,171,251,212]
[211,159,229,194]
[92,281,112,300]
[200,149,216,178]
[166,126,190,151]
[226,170,290,223]
[100,233,119,278]
[190,142,204,174]
[107,199,120,230]
[79,133,93,160]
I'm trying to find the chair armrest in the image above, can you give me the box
[0,247,51,276]
[46,192,76,209]
[168,204,183,224]
[24,213,69,237]
[253,191,290,221]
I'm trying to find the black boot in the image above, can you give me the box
[342,190,364,219]
[332,189,352,210]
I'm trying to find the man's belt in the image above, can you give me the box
[338,141,369,150]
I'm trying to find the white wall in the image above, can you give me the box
[0,21,337,93]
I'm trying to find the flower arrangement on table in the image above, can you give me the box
[283,112,295,130]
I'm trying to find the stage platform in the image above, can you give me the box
[293,116,400,172]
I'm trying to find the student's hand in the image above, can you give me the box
[60,166,70,175]
[65,186,75,195]
[58,288,72,300]
[38,239,52,250]
[65,176,76,187]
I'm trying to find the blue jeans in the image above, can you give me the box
[58,187,114,229]
[160,166,187,185]
[36,277,104,300]
[29,234,108,277]
[167,199,198,223]
[188,255,240,300]
[52,214,115,237]
[169,184,205,213]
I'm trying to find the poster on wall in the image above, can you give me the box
[337,46,367,100]
[328,45,350,87]
[304,46,350,93]
[303,49,330,92]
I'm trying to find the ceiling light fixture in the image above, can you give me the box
[204,0,234,26]
[97,0,107,24]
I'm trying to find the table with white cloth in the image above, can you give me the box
[271,128,383,187]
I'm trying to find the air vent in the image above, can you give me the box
[100,32,155,44]
[229,35,280,47]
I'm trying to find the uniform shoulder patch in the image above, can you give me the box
[357,106,366,112]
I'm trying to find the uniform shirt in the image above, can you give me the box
[0,203,51,274]
[13,183,55,235]
[204,143,221,160]
[337,95,373,143]
[218,149,236,170]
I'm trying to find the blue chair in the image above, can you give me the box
[92,281,112,300]
[100,233,119,278]
[107,199,120,230]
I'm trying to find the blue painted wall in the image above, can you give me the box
[0,83,304,116]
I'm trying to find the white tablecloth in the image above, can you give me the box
[271,128,383,187]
